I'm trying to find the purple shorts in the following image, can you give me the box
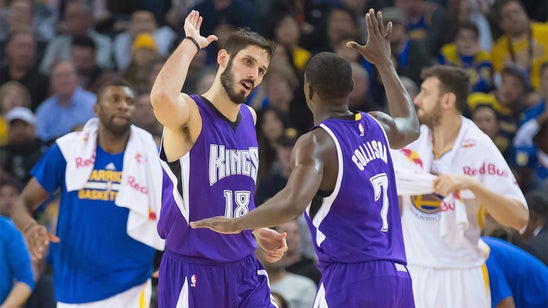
[315,260,415,307]
[158,250,276,308]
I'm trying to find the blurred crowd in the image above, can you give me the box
[0,0,547,307]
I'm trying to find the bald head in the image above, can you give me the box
[305,52,353,100]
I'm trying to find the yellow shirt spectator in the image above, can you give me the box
[491,22,548,90]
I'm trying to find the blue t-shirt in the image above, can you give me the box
[483,237,548,308]
[32,144,155,303]
[0,216,34,303]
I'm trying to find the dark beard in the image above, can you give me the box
[101,116,132,136]
[220,58,252,105]
[418,103,441,129]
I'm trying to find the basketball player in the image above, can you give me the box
[150,10,287,307]
[392,65,529,307]
[191,9,420,306]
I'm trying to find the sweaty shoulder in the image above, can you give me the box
[298,128,338,191]
[162,94,202,162]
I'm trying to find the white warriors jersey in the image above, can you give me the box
[393,118,527,268]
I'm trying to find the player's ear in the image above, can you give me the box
[305,82,314,101]
[93,103,100,116]
[441,92,456,110]
[218,49,229,68]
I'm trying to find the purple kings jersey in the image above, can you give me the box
[158,95,259,262]
[305,112,407,268]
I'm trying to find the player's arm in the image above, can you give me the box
[10,178,58,260]
[433,175,528,231]
[495,297,516,308]
[150,10,217,160]
[347,9,419,149]
[190,130,329,232]
[1,282,32,308]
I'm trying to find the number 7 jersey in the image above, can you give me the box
[305,112,407,267]
[158,95,259,262]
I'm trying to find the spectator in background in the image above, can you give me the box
[468,64,530,160]
[0,81,32,146]
[132,92,162,146]
[512,62,548,189]
[189,0,254,65]
[482,236,548,308]
[255,223,317,308]
[262,0,331,53]
[0,0,56,62]
[471,104,501,149]
[71,35,115,94]
[325,6,360,53]
[275,218,320,286]
[438,22,493,93]
[123,33,162,93]
[513,118,548,191]
[113,9,176,71]
[348,62,376,112]
[180,48,210,94]
[269,13,311,73]
[255,131,297,205]
[35,61,96,144]
[333,33,363,65]
[39,1,113,75]
[0,27,49,110]
[189,0,254,38]
[454,0,494,52]
[491,0,548,91]
[520,189,548,265]
[256,108,291,185]
[258,59,300,113]
[365,7,432,106]
[394,0,453,57]
[0,107,47,184]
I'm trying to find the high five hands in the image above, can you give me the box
[184,10,218,50]
[347,9,393,66]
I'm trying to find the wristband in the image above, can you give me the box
[184,36,200,52]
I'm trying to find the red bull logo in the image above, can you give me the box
[463,163,508,176]
[401,148,423,169]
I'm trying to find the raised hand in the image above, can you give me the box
[346,9,392,66]
[183,10,218,49]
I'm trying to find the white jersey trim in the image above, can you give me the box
[308,124,344,246]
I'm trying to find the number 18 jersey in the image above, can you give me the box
[158,95,259,263]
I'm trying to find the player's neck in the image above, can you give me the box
[431,115,461,154]
[313,104,353,125]
[97,128,130,154]
[202,90,241,122]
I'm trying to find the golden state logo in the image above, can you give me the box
[411,193,442,214]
